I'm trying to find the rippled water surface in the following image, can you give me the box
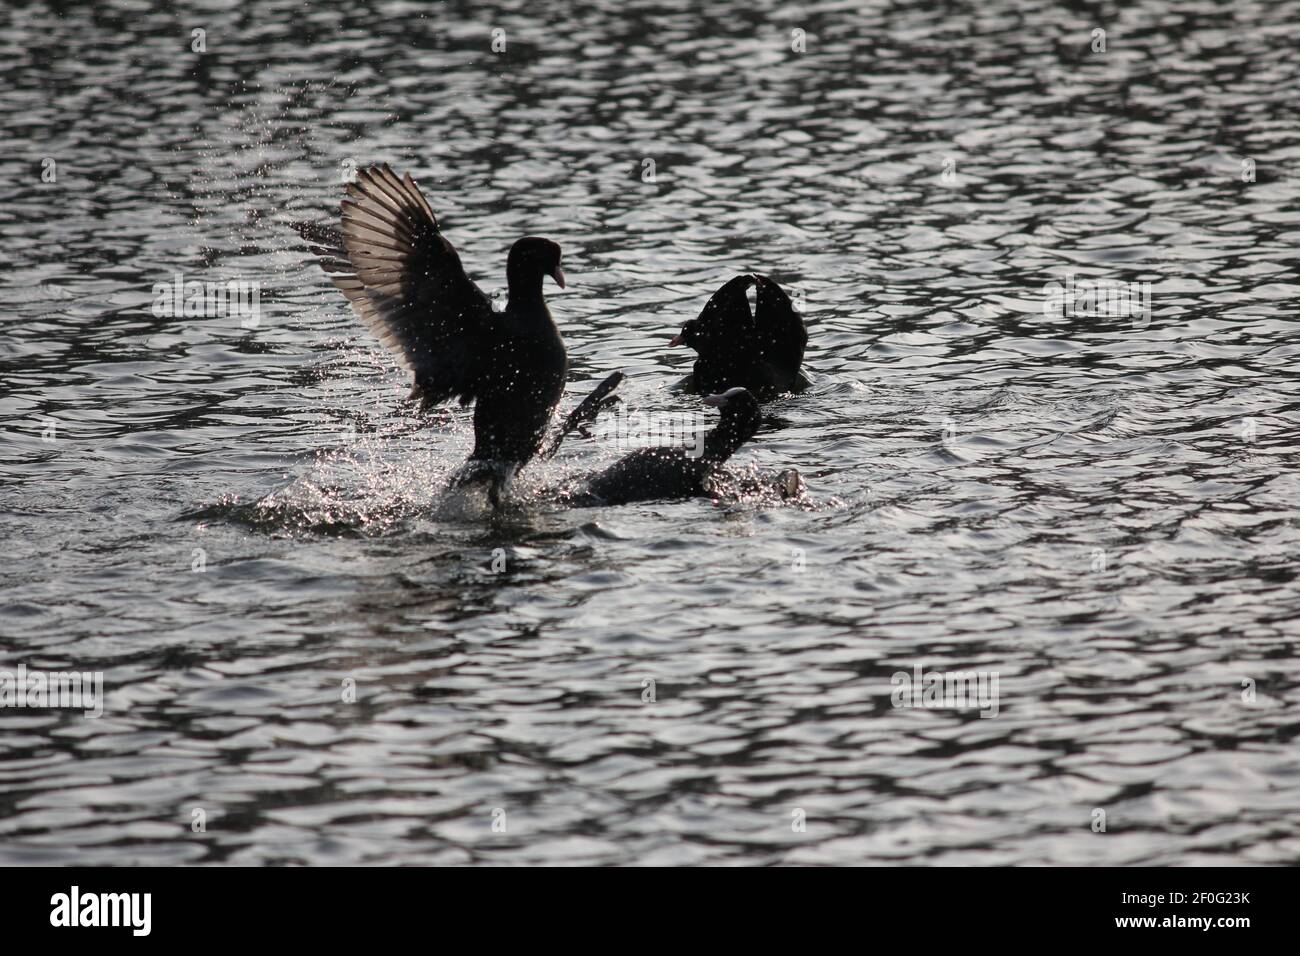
[3,0,1299,865]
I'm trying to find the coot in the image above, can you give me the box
[670,274,809,401]
[296,164,567,504]
[572,387,764,505]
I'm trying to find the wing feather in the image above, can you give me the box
[753,275,807,372]
[295,163,494,404]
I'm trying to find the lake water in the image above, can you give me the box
[2,0,1298,865]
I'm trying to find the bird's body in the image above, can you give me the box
[573,387,764,506]
[582,446,720,505]
[296,164,568,503]
[465,298,567,464]
[671,274,808,401]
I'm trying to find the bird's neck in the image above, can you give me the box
[506,277,547,312]
[703,413,759,462]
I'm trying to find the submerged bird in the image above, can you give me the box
[296,164,568,505]
[568,387,780,506]
[670,273,809,401]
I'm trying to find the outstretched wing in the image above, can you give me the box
[696,274,757,339]
[753,274,807,369]
[295,164,494,407]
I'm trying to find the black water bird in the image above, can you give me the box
[572,387,770,506]
[295,164,570,504]
[670,274,809,401]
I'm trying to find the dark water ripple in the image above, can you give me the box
[1,0,1298,865]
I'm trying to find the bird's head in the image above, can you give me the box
[668,318,699,349]
[507,237,566,295]
[703,386,761,428]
